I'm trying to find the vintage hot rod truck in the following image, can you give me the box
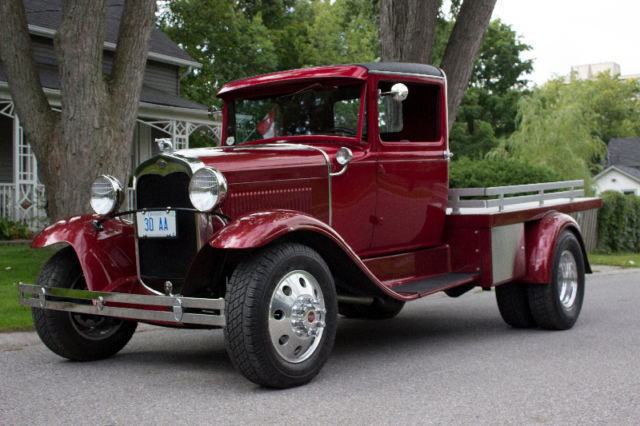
[20,63,602,388]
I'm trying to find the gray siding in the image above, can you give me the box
[0,115,13,183]
[26,37,180,96]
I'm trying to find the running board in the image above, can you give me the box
[390,273,479,297]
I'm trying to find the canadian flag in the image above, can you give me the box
[257,106,277,138]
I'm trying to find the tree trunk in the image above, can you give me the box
[0,0,155,220]
[440,0,497,130]
[380,0,439,63]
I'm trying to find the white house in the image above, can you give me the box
[594,138,640,195]
[0,0,221,228]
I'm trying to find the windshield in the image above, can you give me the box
[224,82,365,145]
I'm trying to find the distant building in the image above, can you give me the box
[594,138,640,195]
[570,62,638,82]
[0,0,220,227]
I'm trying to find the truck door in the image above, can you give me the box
[369,77,449,254]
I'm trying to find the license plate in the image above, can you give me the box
[136,211,177,238]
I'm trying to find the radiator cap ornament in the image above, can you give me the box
[156,138,174,153]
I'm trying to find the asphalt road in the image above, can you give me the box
[2,269,639,424]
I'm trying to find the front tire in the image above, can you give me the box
[528,231,585,330]
[224,243,337,388]
[32,247,137,361]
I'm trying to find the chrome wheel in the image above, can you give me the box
[558,250,578,309]
[268,270,326,363]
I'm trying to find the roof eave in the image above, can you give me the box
[594,165,640,184]
[28,24,202,69]
[0,83,213,124]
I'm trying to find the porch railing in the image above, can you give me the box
[0,183,13,219]
[0,183,48,231]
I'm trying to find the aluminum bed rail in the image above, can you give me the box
[448,180,585,214]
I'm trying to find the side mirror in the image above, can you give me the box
[380,83,409,102]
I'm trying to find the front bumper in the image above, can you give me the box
[19,283,225,327]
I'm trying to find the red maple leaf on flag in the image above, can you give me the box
[257,106,277,138]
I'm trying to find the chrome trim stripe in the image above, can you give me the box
[19,283,225,327]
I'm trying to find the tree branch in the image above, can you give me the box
[380,0,438,63]
[440,0,497,130]
[0,0,58,154]
[110,0,156,116]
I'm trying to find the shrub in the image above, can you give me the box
[595,191,640,253]
[0,218,33,240]
[449,157,564,188]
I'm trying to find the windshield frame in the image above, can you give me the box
[221,79,368,147]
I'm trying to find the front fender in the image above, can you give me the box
[32,214,140,293]
[209,210,344,250]
[523,212,590,284]
[206,210,413,301]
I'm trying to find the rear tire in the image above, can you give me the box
[224,243,337,388]
[495,282,536,328]
[339,296,404,319]
[528,231,585,330]
[32,247,137,361]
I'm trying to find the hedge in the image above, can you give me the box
[449,157,564,188]
[596,190,640,253]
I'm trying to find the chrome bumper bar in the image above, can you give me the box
[19,283,225,327]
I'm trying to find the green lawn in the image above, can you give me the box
[588,252,640,268]
[0,244,58,331]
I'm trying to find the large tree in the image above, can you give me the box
[0,0,156,220]
[380,0,497,129]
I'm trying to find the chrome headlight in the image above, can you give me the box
[189,167,228,212]
[90,175,123,215]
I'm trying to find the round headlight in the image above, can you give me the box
[90,175,123,215]
[189,167,228,212]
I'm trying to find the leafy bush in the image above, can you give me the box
[449,157,564,188]
[0,218,33,240]
[596,191,640,253]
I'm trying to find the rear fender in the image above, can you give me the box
[31,215,139,293]
[522,212,591,284]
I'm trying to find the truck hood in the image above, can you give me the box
[178,143,343,184]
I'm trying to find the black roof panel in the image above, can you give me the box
[357,62,444,78]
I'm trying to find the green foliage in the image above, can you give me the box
[0,218,33,240]
[449,157,563,188]
[159,0,280,107]
[494,77,615,186]
[159,0,379,108]
[595,191,640,253]
[448,20,533,160]
[0,245,57,331]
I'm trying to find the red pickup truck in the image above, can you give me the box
[20,63,601,388]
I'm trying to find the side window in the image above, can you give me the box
[377,81,441,142]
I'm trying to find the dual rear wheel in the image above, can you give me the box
[496,231,585,330]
